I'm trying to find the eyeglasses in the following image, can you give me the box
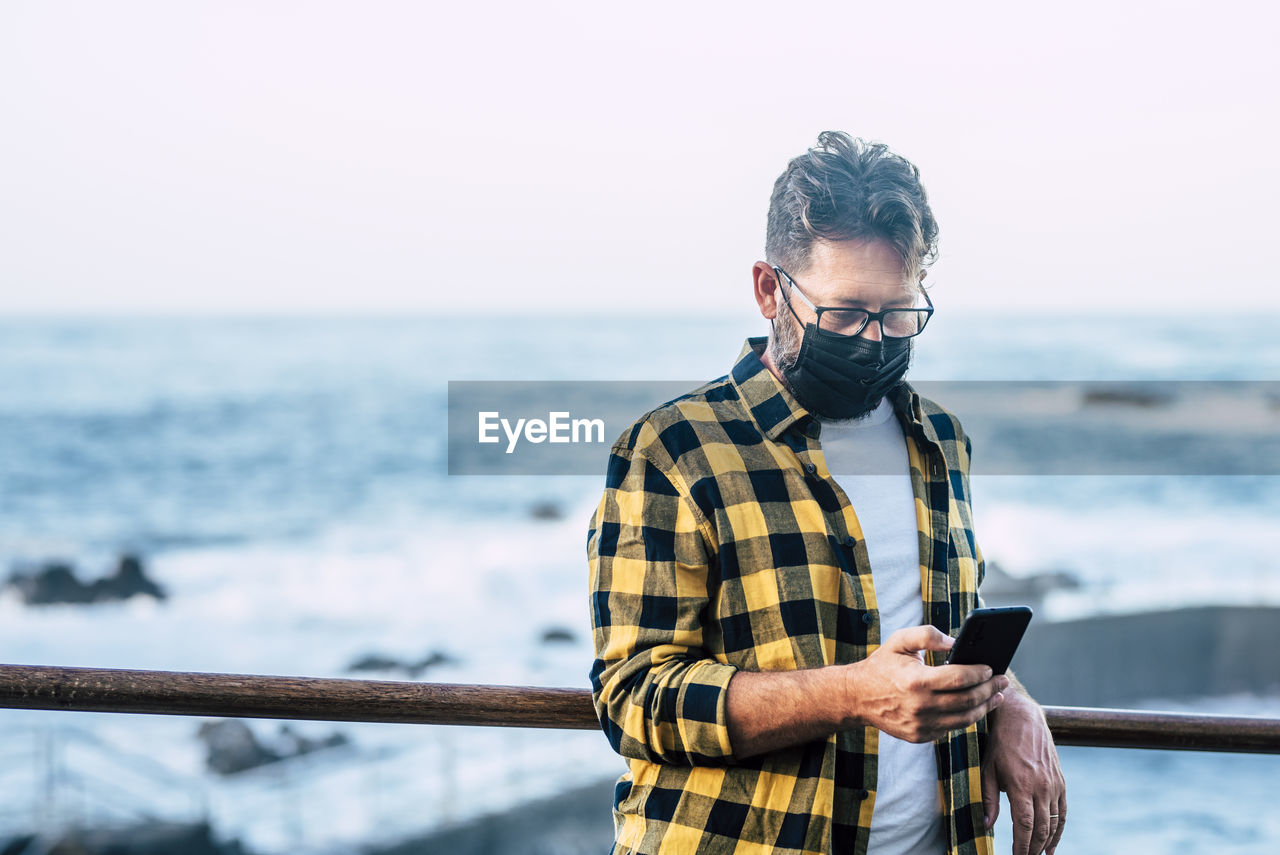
[773,265,934,339]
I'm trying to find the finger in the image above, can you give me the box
[932,677,1008,712]
[980,760,999,830]
[929,694,1005,737]
[1010,797,1035,855]
[931,663,998,691]
[1032,795,1055,855]
[1046,792,1067,854]
[887,624,955,654]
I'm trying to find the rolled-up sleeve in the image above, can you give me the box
[587,439,738,766]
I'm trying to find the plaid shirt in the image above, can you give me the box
[588,337,994,855]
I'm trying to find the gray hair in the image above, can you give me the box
[765,131,939,281]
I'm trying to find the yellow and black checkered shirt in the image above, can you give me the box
[588,338,993,855]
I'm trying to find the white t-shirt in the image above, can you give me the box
[820,398,948,855]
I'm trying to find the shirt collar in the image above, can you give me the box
[730,336,929,442]
[729,337,811,441]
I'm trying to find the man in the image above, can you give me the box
[588,132,1065,855]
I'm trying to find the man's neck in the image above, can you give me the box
[758,339,790,392]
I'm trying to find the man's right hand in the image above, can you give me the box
[844,624,1008,744]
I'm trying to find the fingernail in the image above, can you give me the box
[984,667,993,680]
[991,691,1004,706]
[983,815,990,827]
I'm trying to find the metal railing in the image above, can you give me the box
[2,663,1278,754]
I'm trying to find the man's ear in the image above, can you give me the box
[752,262,782,320]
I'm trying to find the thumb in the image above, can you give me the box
[981,758,1000,829]
[887,624,954,655]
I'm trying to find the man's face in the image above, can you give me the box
[768,238,921,371]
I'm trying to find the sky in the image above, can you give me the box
[1,1,1277,315]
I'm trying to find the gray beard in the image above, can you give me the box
[767,315,802,375]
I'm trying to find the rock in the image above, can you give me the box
[196,720,281,775]
[540,627,577,644]
[197,720,349,775]
[1,833,35,854]
[366,775,617,855]
[1081,386,1171,408]
[6,553,165,606]
[274,723,350,758]
[44,821,249,855]
[410,650,459,677]
[347,653,408,673]
[979,561,1082,612]
[8,562,96,605]
[93,553,167,601]
[347,649,459,678]
[529,501,564,521]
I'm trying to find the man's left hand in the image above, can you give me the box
[981,689,1066,855]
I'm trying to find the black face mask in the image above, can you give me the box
[780,322,911,420]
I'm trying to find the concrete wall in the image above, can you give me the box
[1008,605,1280,707]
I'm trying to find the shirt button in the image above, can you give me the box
[856,788,870,800]
[843,536,856,548]
[804,462,817,476]
[861,613,874,626]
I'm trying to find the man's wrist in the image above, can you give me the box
[990,679,1043,726]
[790,664,861,734]
[726,663,864,757]
[836,660,865,731]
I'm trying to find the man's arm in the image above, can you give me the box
[981,670,1067,855]
[968,528,1067,855]
[727,625,1008,757]
[588,440,739,766]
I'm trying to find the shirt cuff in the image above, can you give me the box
[676,660,739,762]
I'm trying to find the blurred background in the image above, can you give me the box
[2,2,1278,853]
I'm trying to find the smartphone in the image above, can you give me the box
[943,606,1033,675]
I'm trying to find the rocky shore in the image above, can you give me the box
[1,821,250,855]
[364,776,618,855]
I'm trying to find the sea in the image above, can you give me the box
[1,312,1278,854]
